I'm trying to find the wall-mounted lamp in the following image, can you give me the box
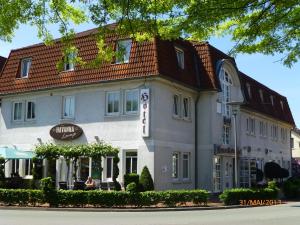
[94,136,100,143]
[37,138,42,144]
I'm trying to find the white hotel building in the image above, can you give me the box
[0,28,295,191]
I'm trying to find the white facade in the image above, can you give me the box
[291,130,300,159]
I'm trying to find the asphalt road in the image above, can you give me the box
[1,202,300,225]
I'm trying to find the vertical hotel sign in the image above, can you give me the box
[140,89,150,137]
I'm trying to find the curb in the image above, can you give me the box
[0,205,253,212]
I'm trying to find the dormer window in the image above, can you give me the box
[64,52,76,71]
[116,39,132,64]
[20,58,32,78]
[270,95,274,106]
[246,83,251,98]
[280,100,284,110]
[175,47,184,69]
[259,89,264,102]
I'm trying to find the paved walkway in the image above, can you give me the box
[1,202,300,225]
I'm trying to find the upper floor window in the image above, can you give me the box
[173,94,180,117]
[270,95,274,106]
[26,101,36,120]
[183,97,190,119]
[106,91,120,115]
[116,39,132,63]
[64,52,76,71]
[13,102,23,121]
[246,83,251,98]
[125,89,139,114]
[219,69,232,117]
[281,128,287,143]
[175,48,184,69]
[63,96,75,119]
[20,58,32,78]
[259,89,264,102]
[246,117,255,135]
[223,125,230,145]
[280,101,284,111]
[271,124,278,140]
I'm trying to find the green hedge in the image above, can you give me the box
[0,189,209,208]
[219,188,278,205]
[283,178,300,199]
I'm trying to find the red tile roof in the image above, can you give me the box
[0,28,294,125]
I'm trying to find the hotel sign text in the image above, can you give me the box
[140,88,150,137]
[50,123,83,141]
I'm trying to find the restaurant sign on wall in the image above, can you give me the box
[50,123,83,141]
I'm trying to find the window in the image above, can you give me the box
[172,152,179,179]
[183,97,190,119]
[116,39,132,63]
[270,95,274,106]
[182,153,190,179]
[64,52,76,71]
[26,101,36,120]
[271,124,278,140]
[175,48,184,69]
[20,58,31,78]
[125,89,139,114]
[25,159,33,176]
[246,117,255,135]
[246,83,251,98]
[213,157,221,192]
[259,89,264,102]
[125,152,137,174]
[106,91,120,115]
[219,68,232,117]
[13,102,23,121]
[259,121,267,137]
[173,95,180,117]
[11,159,19,175]
[281,128,287,142]
[280,100,284,111]
[223,125,230,145]
[105,157,114,180]
[63,96,75,119]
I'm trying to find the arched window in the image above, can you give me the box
[219,68,232,117]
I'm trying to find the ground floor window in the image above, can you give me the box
[213,157,221,192]
[105,157,114,180]
[125,152,137,174]
[80,158,90,181]
[172,152,179,179]
[182,153,190,179]
[25,159,33,176]
[239,158,256,188]
[11,159,19,175]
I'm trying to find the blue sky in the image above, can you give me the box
[1,23,299,128]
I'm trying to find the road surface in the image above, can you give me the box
[1,202,300,225]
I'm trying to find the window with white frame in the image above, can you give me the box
[64,52,76,71]
[246,117,255,135]
[223,125,230,145]
[172,152,179,179]
[213,157,221,192]
[125,152,137,174]
[264,122,268,137]
[105,157,114,180]
[63,96,75,119]
[25,159,33,176]
[259,121,267,137]
[182,153,190,179]
[183,97,190,119]
[175,48,184,69]
[26,101,36,120]
[20,58,32,78]
[281,128,287,142]
[13,102,24,121]
[106,91,120,115]
[11,159,19,174]
[219,68,232,117]
[125,89,139,114]
[116,39,132,63]
[271,124,278,140]
[173,94,180,117]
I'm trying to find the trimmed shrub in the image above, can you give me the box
[139,166,154,191]
[124,173,139,189]
[282,178,300,199]
[219,187,278,205]
[0,189,209,208]
[126,182,138,193]
[40,177,58,207]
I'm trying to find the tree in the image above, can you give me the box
[264,161,282,179]
[0,1,299,66]
[139,166,154,191]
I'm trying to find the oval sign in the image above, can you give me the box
[50,123,83,141]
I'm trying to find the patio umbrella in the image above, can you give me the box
[0,147,35,159]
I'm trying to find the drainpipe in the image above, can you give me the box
[195,94,200,189]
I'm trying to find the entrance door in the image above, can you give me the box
[223,157,233,190]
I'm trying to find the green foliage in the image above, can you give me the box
[219,188,278,205]
[32,157,43,180]
[282,178,300,199]
[113,156,121,191]
[124,173,139,190]
[1,1,299,66]
[126,182,138,193]
[139,166,154,191]
[40,177,58,207]
[0,189,209,207]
